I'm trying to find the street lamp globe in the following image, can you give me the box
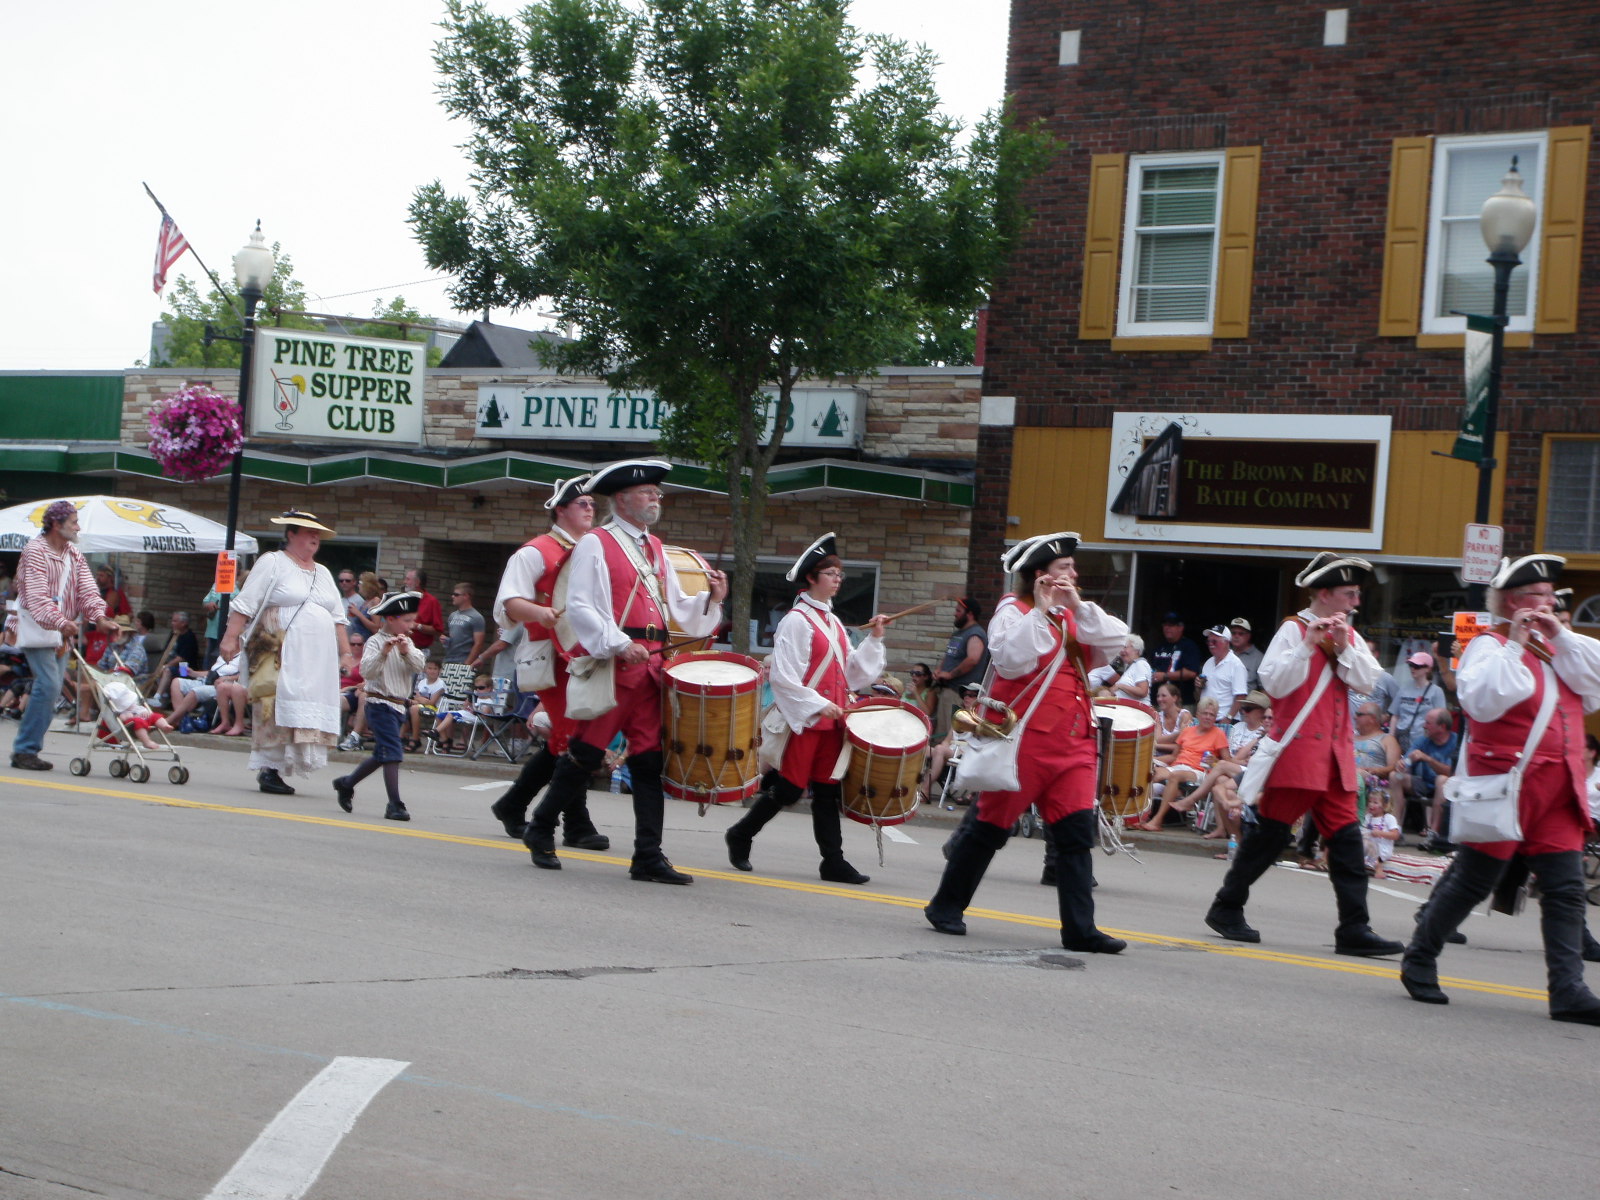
[233,220,276,299]
[1479,158,1537,256]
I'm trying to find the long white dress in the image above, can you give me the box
[232,550,345,776]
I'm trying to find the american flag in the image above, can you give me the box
[152,214,189,294]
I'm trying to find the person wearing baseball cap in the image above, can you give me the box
[1228,617,1263,693]
[1204,551,1404,957]
[1389,649,1446,758]
[1149,612,1203,705]
[1401,553,1600,1024]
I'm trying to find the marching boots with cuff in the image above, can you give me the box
[524,740,604,869]
[1526,851,1600,1025]
[725,771,798,871]
[626,751,691,884]
[1205,816,1293,943]
[490,745,556,837]
[1400,845,1506,1004]
[257,768,295,795]
[1325,821,1405,956]
[812,782,869,884]
[1051,811,1124,953]
[924,817,1010,935]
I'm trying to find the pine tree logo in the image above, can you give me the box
[812,400,847,440]
[479,397,506,429]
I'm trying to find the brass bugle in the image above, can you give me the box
[952,697,1018,739]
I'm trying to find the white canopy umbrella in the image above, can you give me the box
[0,495,259,555]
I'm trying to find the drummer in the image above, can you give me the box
[520,459,726,884]
[486,475,609,849]
[923,531,1130,953]
[724,533,886,884]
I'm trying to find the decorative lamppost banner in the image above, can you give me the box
[250,329,426,444]
[1452,318,1495,463]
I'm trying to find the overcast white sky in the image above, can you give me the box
[1,1,1009,371]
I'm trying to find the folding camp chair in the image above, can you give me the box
[424,663,476,756]
[468,679,532,762]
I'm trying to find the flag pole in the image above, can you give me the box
[141,182,248,323]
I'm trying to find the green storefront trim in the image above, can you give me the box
[2,447,972,508]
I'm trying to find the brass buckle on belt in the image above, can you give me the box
[645,623,662,643]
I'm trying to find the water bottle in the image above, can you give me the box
[1226,833,1238,862]
[609,768,623,793]
[1201,751,1214,769]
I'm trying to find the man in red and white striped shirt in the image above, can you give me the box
[11,501,117,770]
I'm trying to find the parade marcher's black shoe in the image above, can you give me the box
[384,801,410,822]
[725,829,754,871]
[1204,905,1261,943]
[524,834,561,870]
[489,795,528,838]
[562,831,611,850]
[10,752,53,771]
[923,905,967,935]
[723,773,795,872]
[630,857,693,885]
[258,769,294,795]
[1063,930,1127,954]
[333,776,354,813]
[819,856,870,885]
[1333,925,1405,957]
[1400,962,1450,1004]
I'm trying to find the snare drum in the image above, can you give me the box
[1093,699,1157,819]
[840,699,931,827]
[664,545,715,653]
[662,651,761,804]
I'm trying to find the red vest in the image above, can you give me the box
[1468,632,1589,804]
[597,526,669,638]
[986,597,1092,737]
[795,601,852,711]
[1266,617,1356,792]
[519,531,575,646]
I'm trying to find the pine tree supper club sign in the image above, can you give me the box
[1105,413,1391,550]
[473,384,865,450]
[249,329,426,444]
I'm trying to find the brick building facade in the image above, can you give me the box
[975,1,1599,664]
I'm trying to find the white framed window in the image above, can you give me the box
[1117,152,1224,337]
[1421,132,1546,335]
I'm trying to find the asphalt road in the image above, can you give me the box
[2,731,1593,1199]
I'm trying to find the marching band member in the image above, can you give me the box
[487,476,609,849]
[724,534,885,884]
[923,532,1129,953]
[521,459,726,884]
[1204,552,1404,956]
[1401,554,1600,1023]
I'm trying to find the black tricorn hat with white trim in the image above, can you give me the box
[587,458,671,496]
[1294,552,1372,589]
[786,533,838,582]
[1002,531,1081,578]
[1489,553,1565,591]
[369,590,422,617]
[543,475,592,511]
[1554,587,1573,612]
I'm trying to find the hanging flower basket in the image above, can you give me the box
[147,385,245,482]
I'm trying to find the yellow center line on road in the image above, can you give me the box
[5,773,1548,1004]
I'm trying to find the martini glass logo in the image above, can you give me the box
[270,371,306,431]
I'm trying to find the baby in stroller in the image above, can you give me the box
[100,676,177,749]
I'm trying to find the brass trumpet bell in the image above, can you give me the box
[952,697,1018,739]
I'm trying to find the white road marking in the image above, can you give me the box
[882,826,916,844]
[204,1056,408,1200]
[459,781,514,791]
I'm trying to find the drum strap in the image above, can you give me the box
[600,524,667,625]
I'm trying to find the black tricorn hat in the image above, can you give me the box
[1294,552,1372,590]
[587,458,671,496]
[1489,554,1565,591]
[369,590,422,617]
[1002,531,1080,578]
[544,475,592,511]
[786,533,837,582]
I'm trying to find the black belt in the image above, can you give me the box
[620,624,669,642]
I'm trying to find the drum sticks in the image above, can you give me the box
[855,600,939,629]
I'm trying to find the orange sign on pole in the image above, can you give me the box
[214,551,238,595]
[1451,610,1492,670]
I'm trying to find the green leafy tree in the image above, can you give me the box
[346,297,447,367]
[150,248,318,369]
[411,0,1050,649]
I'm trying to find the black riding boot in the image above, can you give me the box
[1205,816,1293,942]
[627,751,690,884]
[941,802,980,860]
[523,740,604,869]
[924,818,1010,935]
[1584,922,1600,964]
[1052,810,1124,953]
[1400,845,1505,1004]
[725,770,799,871]
[1526,851,1600,1025]
[1325,821,1405,956]
[490,745,556,837]
[812,782,869,884]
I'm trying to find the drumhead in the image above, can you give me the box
[846,705,927,749]
[1094,701,1157,733]
[667,659,757,686]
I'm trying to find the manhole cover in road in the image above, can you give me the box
[486,965,657,980]
[902,948,1085,971]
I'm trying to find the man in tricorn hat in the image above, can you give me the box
[724,533,886,884]
[1400,553,1600,1024]
[1204,551,1405,957]
[521,459,726,884]
[486,475,609,850]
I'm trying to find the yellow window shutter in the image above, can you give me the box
[1378,136,1434,338]
[1214,145,1261,339]
[1536,125,1591,335]
[1079,153,1127,340]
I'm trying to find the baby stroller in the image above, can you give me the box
[68,651,190,785]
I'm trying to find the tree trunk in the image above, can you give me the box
[722,377,792,656]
